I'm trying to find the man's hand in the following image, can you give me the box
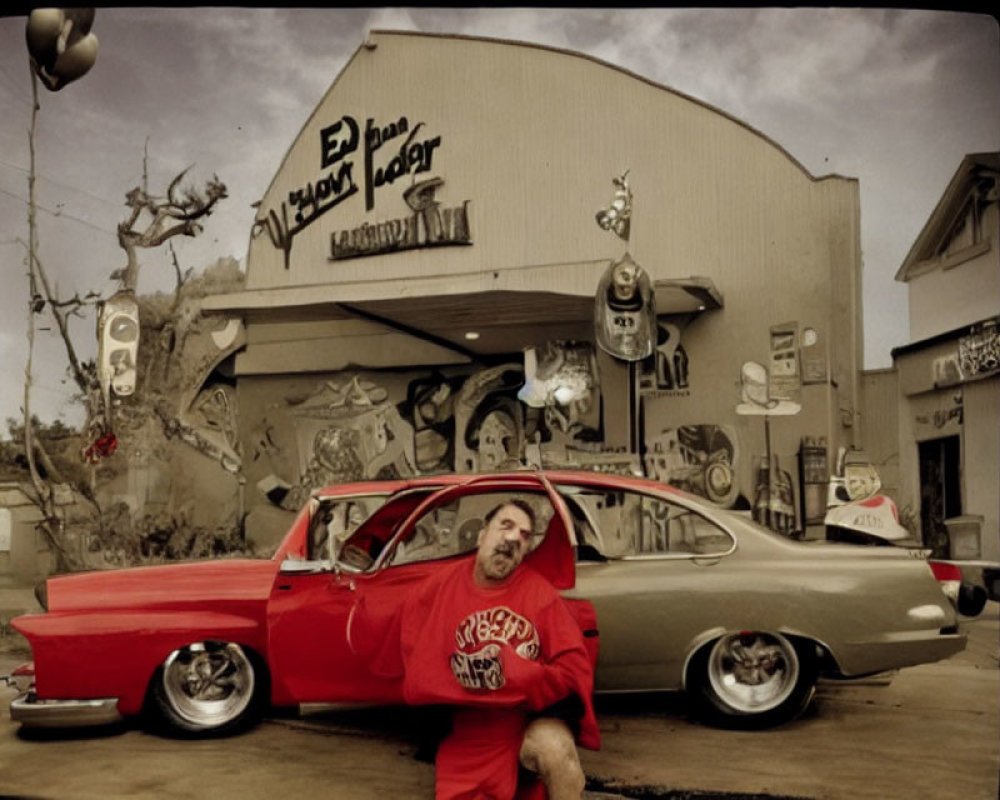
[498,643,546,705]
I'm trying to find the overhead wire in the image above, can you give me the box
[0,157,124,210]
[0,186,117,237]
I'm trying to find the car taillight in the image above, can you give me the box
[929,560,962,605]
[2,663,35,694]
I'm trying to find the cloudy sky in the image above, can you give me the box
[0,7,998,426]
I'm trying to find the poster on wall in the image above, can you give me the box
[768,322,801,402]
[800,326,827,384]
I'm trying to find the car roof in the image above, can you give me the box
[312,470,686,500]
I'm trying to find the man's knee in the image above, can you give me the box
[520,718,585,795]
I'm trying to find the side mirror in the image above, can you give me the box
[279,556,331,575]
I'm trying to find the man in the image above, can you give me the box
[350,498,599,800]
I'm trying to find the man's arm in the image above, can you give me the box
[498,596,594,713]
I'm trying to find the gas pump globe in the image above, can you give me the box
[594,253,655,361]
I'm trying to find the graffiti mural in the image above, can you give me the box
[192,384,240,453]
[959,318,999,378]
[453,365,526,473]
[252,345,603,509]
[639,320,690,396]
[519,341,600,438]
[399,372,465,472]
[277,376,417,508]
[654,322,689,391]
[644,425,741,508]
[933,354,965,387]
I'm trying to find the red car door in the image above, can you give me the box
[265,487,439,706]
[265,473,579,707]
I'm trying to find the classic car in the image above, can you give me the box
[6,470,966,734]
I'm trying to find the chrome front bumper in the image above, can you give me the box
[10,691,123,728]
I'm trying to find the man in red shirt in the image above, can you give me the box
[351,498,599,800]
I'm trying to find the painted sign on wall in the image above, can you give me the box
[254,112,467,269]
[329,177,471,260]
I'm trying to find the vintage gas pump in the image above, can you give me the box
[799,436,829,535]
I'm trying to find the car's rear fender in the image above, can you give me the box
[678,627,832,692]
[13,610,266,716]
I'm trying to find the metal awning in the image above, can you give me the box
[204,263,722,358]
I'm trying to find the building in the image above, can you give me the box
[202,31,866,549]
[891,152,999,563]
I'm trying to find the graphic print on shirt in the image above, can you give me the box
[450,606,540,691]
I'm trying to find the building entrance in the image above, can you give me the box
[918,435,961,558]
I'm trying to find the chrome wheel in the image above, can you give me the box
[707,631,800,713]
[160,642,255,729]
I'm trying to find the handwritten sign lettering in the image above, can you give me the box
[254,111,462,269]
[320,115,360,168]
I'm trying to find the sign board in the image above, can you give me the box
[0,508,11,552]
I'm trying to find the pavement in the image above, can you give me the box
[1,578,994,800]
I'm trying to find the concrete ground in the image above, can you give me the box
[0,584,996,800]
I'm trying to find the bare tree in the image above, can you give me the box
[19,71,229,572]
[114,143,227,292]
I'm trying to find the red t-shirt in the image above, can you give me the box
[350,555,599,799]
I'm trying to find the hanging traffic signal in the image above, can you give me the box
[98,291,140,398]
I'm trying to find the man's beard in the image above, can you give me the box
[483,545,518,580]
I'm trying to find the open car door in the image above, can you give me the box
[265,473,579,708]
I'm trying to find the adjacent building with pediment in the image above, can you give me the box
[891,152,999,564]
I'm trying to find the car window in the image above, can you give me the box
[385,490,554,567]
[334,488,440,571]
[560,487,733,558]
[638,494,733,556]
[308,495,389,560]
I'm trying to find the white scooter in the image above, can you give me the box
[824,448,987,616]
[823,448,910,546]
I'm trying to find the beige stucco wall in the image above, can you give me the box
[907,202,999,342]
[963,377,999,563]
[860,368,900,502]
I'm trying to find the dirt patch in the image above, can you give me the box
[585,779,812,800]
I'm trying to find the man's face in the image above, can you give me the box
[473,503,534,586]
